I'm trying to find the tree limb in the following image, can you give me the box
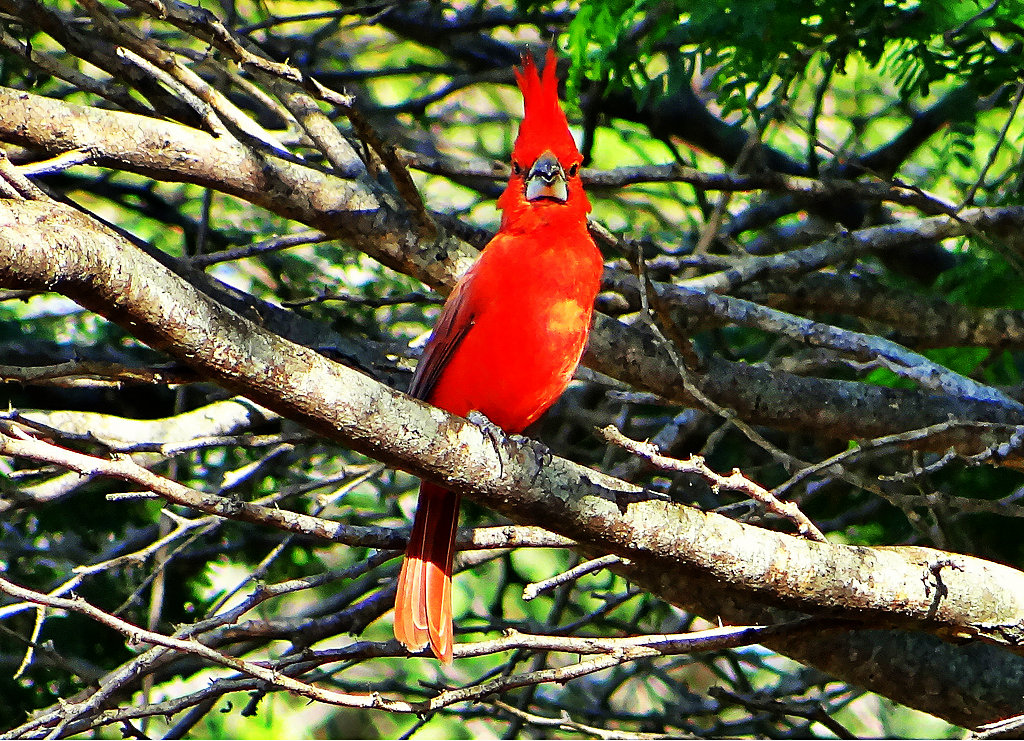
[1,197,1023,727]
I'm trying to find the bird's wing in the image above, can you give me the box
[408,271,477,402]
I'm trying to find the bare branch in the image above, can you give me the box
[599,425,826,542]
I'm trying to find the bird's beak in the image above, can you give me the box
[525,150,568,203]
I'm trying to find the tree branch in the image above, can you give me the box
[1,197,1024,726]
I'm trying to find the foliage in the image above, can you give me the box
[563,0,1024,112]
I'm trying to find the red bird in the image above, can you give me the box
[394,49,603,663]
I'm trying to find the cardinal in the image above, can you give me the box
[394,49,603,663]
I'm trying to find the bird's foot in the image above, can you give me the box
[467,410,509,475]
[466,411,553,479]
[467,410,516,445]
[466,411,536,447]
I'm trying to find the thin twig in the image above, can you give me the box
[523,554,626,601]
[599,425,827,542]
[960,81,1024,210]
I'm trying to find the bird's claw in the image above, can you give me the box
[467,411,509,474]
[530,438,554,469]
[467,410,503,439]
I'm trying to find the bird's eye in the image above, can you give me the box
[568,162,579,177]
[511,160,522,175]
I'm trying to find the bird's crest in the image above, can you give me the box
[512,48,581,166]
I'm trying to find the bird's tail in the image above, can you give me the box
[394,481,460,663]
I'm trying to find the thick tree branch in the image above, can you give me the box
[0,85,473,289]
[1,197,1024,727]
[585,314,1024,461]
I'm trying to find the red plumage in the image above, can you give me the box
[394,49,603,662]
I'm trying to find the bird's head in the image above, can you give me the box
[497,49,591,221]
